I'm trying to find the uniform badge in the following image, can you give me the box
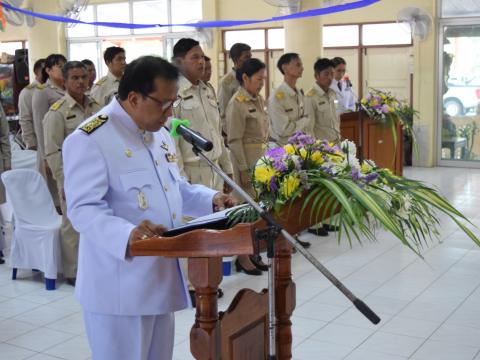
[125,149,133,157]
[160,141,169,151]
[137,190,148,210]
[165,153,177,162]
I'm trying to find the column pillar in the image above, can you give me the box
[284,0,323,90]
[27,0,66,66]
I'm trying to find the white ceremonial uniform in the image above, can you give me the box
[330,78,356,115]
[267,81,311,145]
[62,97,217,360]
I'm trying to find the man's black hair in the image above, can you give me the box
[62,61,87,80]
[314,58,335,73]
[33,58,45,75]
[236,58,265,85]
[118,56,178,100]
[104,46,125,64]
[331,57,346,68]
[277,53,300,75]
[173,38,200,58]
[229,43,251,63]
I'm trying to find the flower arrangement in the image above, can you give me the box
[230,132,479,255]
[361,89,419,158]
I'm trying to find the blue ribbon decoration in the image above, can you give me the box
[1,0,380,29]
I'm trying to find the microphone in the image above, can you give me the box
[169,118,213,152]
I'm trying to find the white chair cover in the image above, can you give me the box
[1,169,62,279]
[12,149,37,170]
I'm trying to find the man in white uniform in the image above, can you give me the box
[330,56,356,114]
[63,56,235,360]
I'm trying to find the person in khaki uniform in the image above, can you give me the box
[305,58,340,238]
[305,58,340,142]
[171,38,233,192]
[32,54,67,207]
[226,58,269,197]
[43,61,101,285]
[268,53,311,145]
[81,59,97,94]
[218,43,252,133]
[0,106,12,264]
[18,58,45,150]
[90,46,126,107]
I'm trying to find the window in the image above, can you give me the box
[362,23,412,46]
[133,0,169,35]
[0,41,26,55]
[442,0,480,18]
[97,3,131,37]
[66,5,95,38]
[171,0,203,33]
[224,30,265,50]
[267,28,285,49]
[323,25,359,47]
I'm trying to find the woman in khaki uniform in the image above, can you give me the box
[226,58,269,275]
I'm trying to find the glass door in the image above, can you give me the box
[439,24,480,163]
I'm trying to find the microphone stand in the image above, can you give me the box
[190,144,381,359]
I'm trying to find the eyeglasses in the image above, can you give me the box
[145,94,181,111]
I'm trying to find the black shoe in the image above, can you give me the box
[235,259,262,276]
[250,255,269,271]
[295,237,311,248]
[0,258,4,265]
[307,227,329,237]
[66,277,76,286]
[323,224,340,232]
[189,289,196,307]
[217,288,224,298]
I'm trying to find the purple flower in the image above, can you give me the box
[269,176,278,193]
[351,167,361,181]
[272,159,287,172]
[381,104,390,113]
[266,147,286,159]
[364,172,379,184]
[288,131,315,147]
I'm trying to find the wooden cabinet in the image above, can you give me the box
[340,111,403,176]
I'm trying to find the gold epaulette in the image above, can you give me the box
[275,91,285,101]
[80,115,108,134]
[306,88,315,97]
[50,98,65,111]
[235,94,247,103]
[36,83,47,90]
[94,77,107,86]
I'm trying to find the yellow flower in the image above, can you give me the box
[380,94,387,100]
[284,144,295,155]
[280,174,301,198]
[361,162,371,173]
[311,151,324,165]
[299,148,308,160]
[254,166,276,184]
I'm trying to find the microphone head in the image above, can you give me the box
[170,118,191,138]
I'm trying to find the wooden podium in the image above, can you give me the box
[340,111,404,176]
[130,195,325,359]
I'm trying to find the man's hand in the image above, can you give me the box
[28,145,37,151]
[44,160,52,177]
[127,220,167,256]
[213,192,237,212]
[223,174,233,194]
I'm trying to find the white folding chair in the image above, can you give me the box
[1,169,62,290]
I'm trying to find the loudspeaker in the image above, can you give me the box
[14,49,29,86]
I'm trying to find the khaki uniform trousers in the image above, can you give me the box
[59,192,79,278]
[231,143,265,200]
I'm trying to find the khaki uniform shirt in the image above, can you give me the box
[218,69,240,133]
[304,83,340,142]
[43,93,101,190]
[171,76,233,178]
[226,87,269,171]
[90,71,120,107]
[267,81,311,145]
[0,106,11,203]
[32,79,65,158]
[18,80,39,149]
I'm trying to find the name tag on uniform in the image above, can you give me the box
[165,153,177,162]
[66,114,76,120]
[318,101,326,106]
[248,108,257,113]
[183,95,193,101]
[285,108,293,113]
[137,190,148,210]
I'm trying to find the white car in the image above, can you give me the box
[443,77,480,116]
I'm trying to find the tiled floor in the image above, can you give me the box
[1,166,480,359]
